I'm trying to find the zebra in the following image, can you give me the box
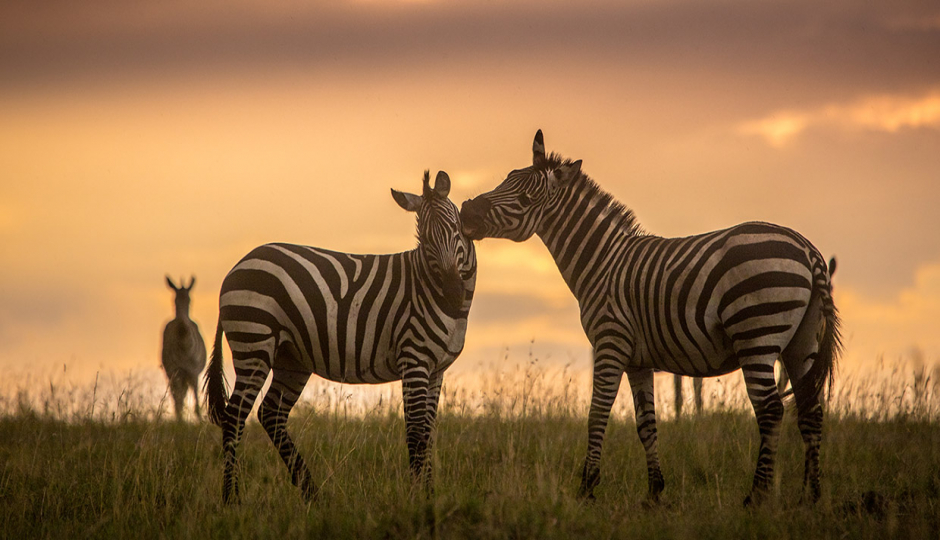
[204,170,476,503]
[673,368,790,416]
[460,130,842,506]
[161,276,208,421]
[672,374,703,417]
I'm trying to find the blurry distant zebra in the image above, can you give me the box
[673,369,790,416]
[204,171,476,503]
[162,276,207,421]
[673,375,703,417]
[461,130,842,506]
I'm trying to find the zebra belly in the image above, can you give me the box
[631,334,739,377]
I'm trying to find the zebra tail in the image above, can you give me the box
[799,257,844,410]
[203,318,230,427]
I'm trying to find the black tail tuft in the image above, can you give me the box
[203,319,230,426]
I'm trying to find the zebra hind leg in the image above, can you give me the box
[222,356,271,504]
[740,357,785,507]
[258,367,316,502]
[626,367,664,503]
[782,299,828,504]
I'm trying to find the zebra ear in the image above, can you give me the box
[433,171,451,198]
[186,276,196,291]
[391,189,423,212]
[165,275,178,291]
[532,129,546,165]
[550,160,582,189]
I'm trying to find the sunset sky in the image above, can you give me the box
[2,0,939,393]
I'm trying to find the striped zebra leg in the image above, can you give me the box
[258,367,316,501]
[419,372,444,494]
[740,357,785,507]
[578,353,625,501]
[400,358,433,486]
[221,357,271,504]
[626,367,664,501]
[782,294,834,504]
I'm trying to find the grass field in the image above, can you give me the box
[1,365,939,539]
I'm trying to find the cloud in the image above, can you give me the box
[837,261,940,367]
[739,90,940,147]
[3,0,939,98]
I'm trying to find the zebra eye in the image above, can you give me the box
[518,193,531,206]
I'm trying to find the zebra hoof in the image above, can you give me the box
[578,492,597,504]
[300,483,319,503]
[648,470,665,500]
[222,490,241,506]
[743,490,768,508]
[576,484,597,503]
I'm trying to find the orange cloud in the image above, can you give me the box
[837,261,940,368]
[739,90,940,147]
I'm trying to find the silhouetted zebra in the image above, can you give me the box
[461,131,841,506]
[161,276,207,421]
[672,375,703,417]
[204,171,476,503]
[673,369,789,416]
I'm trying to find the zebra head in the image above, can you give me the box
[461,129,582,242]
[392,170,475,314]
[166,275,195,318]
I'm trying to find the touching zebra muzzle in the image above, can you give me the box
[459,197,491,240]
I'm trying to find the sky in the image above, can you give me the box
[1,0,939,395]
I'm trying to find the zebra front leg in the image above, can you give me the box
[578,355,624,501]
[741,358,785,507]
[626,367,664,502]
[419,372,444,495]
[258,368,317,502]
[169,374,187,422]
[400,360,432,485]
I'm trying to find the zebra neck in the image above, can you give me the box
[536,179,640,298]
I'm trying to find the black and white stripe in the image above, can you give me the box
[461,130,841,506]
[205,171,476,503]
[161,276,207,421]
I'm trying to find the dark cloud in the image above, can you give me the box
[2,0,939,97]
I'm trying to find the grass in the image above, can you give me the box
[1,362,939,539]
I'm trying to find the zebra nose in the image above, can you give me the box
[460,198,491,239]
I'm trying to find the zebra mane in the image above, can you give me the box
[543,152,646,238]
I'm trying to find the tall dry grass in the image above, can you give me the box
[0,356,938,539]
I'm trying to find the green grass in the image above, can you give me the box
[2,376,939,539]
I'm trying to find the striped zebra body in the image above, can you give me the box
[205,171,476,503]
[161,276,207,421]
[460,131,841,506]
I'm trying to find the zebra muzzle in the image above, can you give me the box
[459,198,491,240]
[440,267,465,313]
